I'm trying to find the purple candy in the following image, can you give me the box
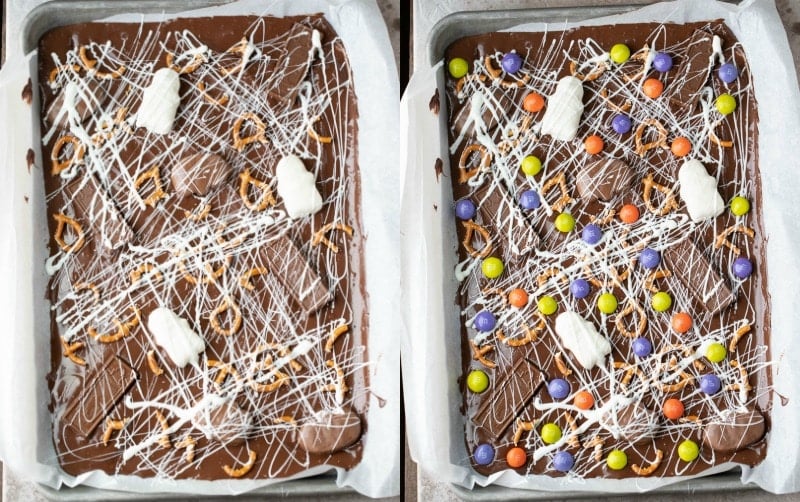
[552,451,575,472]
[700,374,722,395]
[548,378,571,400]
[632,337,652,358]
[653,52,673,72]
[639,248,661,269]
[733,257,753,279]
[570,279,591,299]
[611,114,632,134]
[519,190,541,210]
[474,443,495,465]
[455,199,476,220]
[718,63,739,84]
[474,311,496,332]
[501,52,523,74]
[582,224,603,245]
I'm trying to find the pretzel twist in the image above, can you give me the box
[469,339,495,368]
[312,222,354,254]
[184,202,212,221]
[79,45,126,78]
[48,64,81,87]
[72,282,99,304]
[178,252,231,285]
[89,307,140,343]
[232,112,268,151]
[239,266,269,291]
[51,135,86,175]
[130,263,163,286]
[223,450,257,478]
[166,51,206,74]
[714,225,755,256]
[454,74,486,97]
[483,55,531,87]
[599,88,632,112]
[209,297,243,336]
[247,353,289,393]
[238,168,276,211]
[569,59,608,81]
[631,449,664,477]
[220,38,251,76]
[644,269,672,293]
[634,119,669,157]
[133,165,167,207]
[53,213,85,253]
[460,220,492,258]
[458,144,491,184]
[642,173,679,215]
[540,172,572,212]
[614,300,648,338]
[196,81,229,106]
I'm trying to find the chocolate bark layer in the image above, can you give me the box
[39,14,367,480]
[445,21,770,480]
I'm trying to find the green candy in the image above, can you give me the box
[554,213,575,233]
[467,370,489,393]
[540,423,562,444]
[448,57,469,78]
[706,342,727,363]
[678,440,700,462]
[730,196,750,216]
[606,449,627,470]
[597,292,618,314]
[481,257,504,279]
[651,291,672,312]
[538,295,558,316]
[521,155,542,176]
[715,93,737,115]
[609,44,630,64]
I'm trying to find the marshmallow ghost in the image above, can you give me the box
[136,68,180,134]
[540,76,584,141]
[276,155,323,219]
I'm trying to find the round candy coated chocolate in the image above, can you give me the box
[523,92,545,113]
[718,63,738,83]
[570,278,591,299]
[619,204,640,223]
[632,337,652,358]
[730,196,750,216]
[671,136,692,157]
[653,52,673,72]
[473,310,496,332]
[538,295,558,316]
[482,257,504,279]
[642,78,664,99]
[554,213,575,233]
[663,398,684,420]
[582,224,603,245]
[467,370,489,393]
[652,291,672,312]
[706,342,727,363]
[455,199,476,220]
[597,292,618,314]
[671,312,693,334]
[609,44,630,64]
[540,423,562,444]
[474,443,495,465]
[733,257,753,278]
[548,378,571,400]
[506,447,527,468]
[508,288,529,308]
[699,373,722,395]
[678,440,700,462]
[449,58,469,78]
[584,135,604,154]
[519,190,541,210]
[521,155,542,176]
[606,449,627,470]
[640,248,661,269]
[501,52,523,74]
[552,451,574,472]
[716,93,737,115]
[611,114,632,134]
[574,391,594,410]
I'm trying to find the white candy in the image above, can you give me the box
[554,310,611,370]
[135,68,180,134]
[540,76,584,141]
[275,155,323,219]
[678,159,725,222]
[147,307,205,368]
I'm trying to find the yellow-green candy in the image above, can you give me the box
[678,440,700,462]
[467,370,489,393]
[706,342,727,363]
[730,196,750,216]
[597,292,618,314]
[651,291,672,312]
[554,213,575,233]
[540,423,562,444]
[606,449,627,470]
[448,57,469,78]
[609,44,631,63]
[521,155,542,176]
[715,93,737,115]
[481,257,504,279]
[538,295,558,316]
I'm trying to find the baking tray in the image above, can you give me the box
[425,3,763,500]
[19,1,359,500]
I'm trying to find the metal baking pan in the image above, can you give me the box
[19,1,359,499]
[426,3,762,500]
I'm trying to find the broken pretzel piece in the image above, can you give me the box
[146,349,164,376]
[51,135,86,175]
[569,59,608,81]
[196,81,229,106]
[223,449,257,478]
[176,435,196,463]
[540,172,572,213]
[714,224,755,256]
[102,417,127,447]
[513,418,534,446]
[209,296,243,336]
[232,112,268,152]
[154,410,172,448]
[53,213,85,253]
[89,307,140,343]
[634,119,669,157]
[308,116,332,144]
[61,337,86,366]
[312,222,354,254]
[461,220,492,258]
[166,51,206,75]
[642,173,679,215]
[133,165,167,207]
[325,323,350,353]
[458,144,491,184]
[631,449,664,476]
[469,339,496,368]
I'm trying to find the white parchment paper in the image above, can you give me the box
[401,0,800,493]
[0,0,399,497]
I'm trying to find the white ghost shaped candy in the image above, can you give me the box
[554,310,611,370]
[136,68,180,134]
[540,76,584,141]
[148,307,205,368]
[275,155,323,219]
[678,159,725,222]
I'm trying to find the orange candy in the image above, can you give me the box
[671,312,693,333]
[508,288,529,308]
[643,78,664,98]
[584,135,604,155]
[506,447,527,468]
[671,137,692,157]
[523,92,545,113]
[663,398,685,420]
[618,204,640,224]
[574,391,595,410]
